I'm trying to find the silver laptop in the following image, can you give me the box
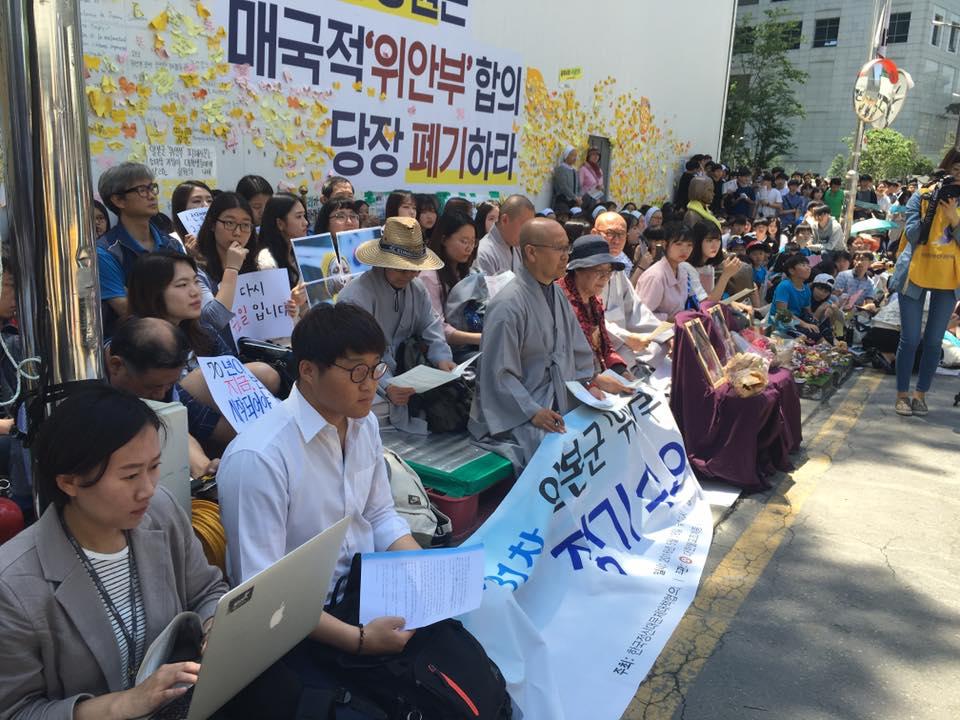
[186,517,350,720]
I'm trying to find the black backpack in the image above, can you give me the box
[314,554,512,720]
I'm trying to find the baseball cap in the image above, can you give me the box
[812,273,835,288]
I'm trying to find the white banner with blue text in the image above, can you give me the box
[461,386,713,720]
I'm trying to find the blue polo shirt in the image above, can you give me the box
[97,222,183,334]
[772,279,812,317]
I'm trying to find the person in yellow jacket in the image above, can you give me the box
[889,150,960,416]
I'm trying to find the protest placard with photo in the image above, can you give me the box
[333,227,378,277]
[292,232,361,306]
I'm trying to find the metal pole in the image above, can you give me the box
[843,0,893,238]
[0,0,104,511]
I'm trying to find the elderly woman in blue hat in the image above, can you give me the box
[558,235,633,377]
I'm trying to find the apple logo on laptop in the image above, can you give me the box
[269,602,285,629]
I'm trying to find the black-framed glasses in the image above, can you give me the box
[121,182,159,198]
[599,229,627,240]
[333,360,388,383]
[216,218,253,233]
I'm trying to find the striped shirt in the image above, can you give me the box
[84,546,146,688]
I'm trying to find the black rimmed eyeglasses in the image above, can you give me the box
[332,360,389,383]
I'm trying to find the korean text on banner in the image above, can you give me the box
[460,386,713,720]
[198,355,277,432]
[214,0,522,192]
[229,269,295,343]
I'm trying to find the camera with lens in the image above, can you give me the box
[936,177,960,201]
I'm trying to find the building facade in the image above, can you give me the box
[735,0,960,173]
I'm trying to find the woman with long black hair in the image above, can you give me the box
[127,251,281,447]
[420,210,482,347]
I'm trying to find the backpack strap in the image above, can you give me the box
[295,687,389,720]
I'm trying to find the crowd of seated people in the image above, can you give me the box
[1,147,958,718]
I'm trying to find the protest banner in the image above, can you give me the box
[461,385,713,720]
[198,355,277,432]
[229,269,295,342]
[176,207,208,237]
[74,1,727,213]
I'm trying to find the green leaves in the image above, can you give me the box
[722,8,809,169]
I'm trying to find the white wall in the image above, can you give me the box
[469,0,736,205]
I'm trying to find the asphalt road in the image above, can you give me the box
[623,368,960,720]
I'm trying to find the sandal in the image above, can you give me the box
[895,398,913,416]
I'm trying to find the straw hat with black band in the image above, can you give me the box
[355,216,444,271]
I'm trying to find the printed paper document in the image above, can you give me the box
[359,545,485,629]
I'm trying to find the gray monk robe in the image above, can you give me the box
[339,268,453,433]
[468,266,595,470]
[601,269,671,371]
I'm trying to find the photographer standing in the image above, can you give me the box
[890,150,960,416]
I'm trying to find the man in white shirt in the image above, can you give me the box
[756,173,782,219]
[218,302,420,657]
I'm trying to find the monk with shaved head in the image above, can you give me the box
[469,218,627,469]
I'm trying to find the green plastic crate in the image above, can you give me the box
[383,431,515,498]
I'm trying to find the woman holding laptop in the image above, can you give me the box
[0,386,286,720]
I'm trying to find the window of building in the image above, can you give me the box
[887,12,910,44]
[738,0,759,5]
[734,26,755,54]
[777,21,802,50]
[950,24,959,52]
[933,14,944,47]
[813,17,840,48]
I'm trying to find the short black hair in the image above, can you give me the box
[685,159,700,171]
[813,205,833,217]
[110,317,191,373]
[783,254,810,275]
[292,303,386,371]
[732,215,748,226]
[236,174,274,201]
[321,175,354,201]
[34,385,163,509]
[663,222,693,245]
[829,177,842,185]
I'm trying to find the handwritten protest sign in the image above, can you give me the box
[198,355,276,433]
[229,269,295,343]
[461,386,713,720]
[147,144,216,181]
[176,207,208,237]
